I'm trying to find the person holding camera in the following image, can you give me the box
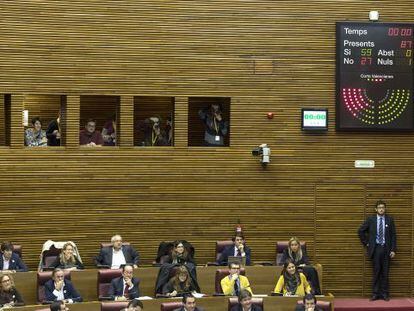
[137,116,169,146]
[198,103,228,146]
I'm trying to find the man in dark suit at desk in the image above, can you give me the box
[218,233,251,266]
[173,294,203,311]
[358,200,396,301]
[95,235,139,269]
[0,242,28,272]
[108,264,140,301]
[44,268,82,303]
[294,294,323,311]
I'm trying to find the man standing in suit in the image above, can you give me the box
[108,264,140,301]
[173,294,203,311]
[358,200,397,301]
[95,235,139,269]
[0,242,28,272]
[44,268,82,303]
[217,234,251,266]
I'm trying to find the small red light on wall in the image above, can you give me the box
[267,112,274,119]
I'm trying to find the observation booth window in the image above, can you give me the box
[0,94,11,147]
[22,95,66,147]
[188,97,231,147]
[134,96,174,147]
[80,95,119,147]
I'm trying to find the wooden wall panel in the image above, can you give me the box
[0,0,413,298]
[0,95,5,146]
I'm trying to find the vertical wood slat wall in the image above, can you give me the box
[0,1,414,297]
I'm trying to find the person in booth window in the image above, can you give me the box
[46,111,61,146]
[79,118,103,147]
[50,242,84,271]
[230,289,262,311]
[25,117,47,147]
[137,116,169,146]
[108,264,140,301]
[358,200,396,301]
[217,233,251,266]
[0,242,28,272]
[94,235,139,269]
[102,115,117,146]
[44,268,82,303]
[0,274,25,307]
[221,262,252,296]
[198,103,229,146]
[280,237,321,295]
[273,259,311,297]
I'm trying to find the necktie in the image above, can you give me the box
[124,284,129,298]
[379,217,384,245]
[237,249,242,256]
[234,279,240,296]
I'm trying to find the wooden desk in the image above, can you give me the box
[11,295,334,311]
[12,265,323,305]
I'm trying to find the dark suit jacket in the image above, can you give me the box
[44,279,82,302]
[0,252,28,272]
[218,245,251,266]
[94,245,140,267]
[358,214,397,259]
[108,276,140,300]
[230,304,262,311]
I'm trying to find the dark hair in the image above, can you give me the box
[182,293,195,304]
[238,289,252,302]
[376,200,386,208]
[232,233,245,242]
[122,264,134,272]
[303,293,317,304]
[50,301,63,311]
[31,117,42,126]
[86,118,96,125]
[0,242,13,252]
[127,299,144,309]
[228,262,241,269]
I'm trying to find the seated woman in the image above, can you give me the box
[280,237,321,295]
[231,290,262,311]
[25,117,47,147]
[0,274,25,307]
[154,240,199,296]
[162,266,198,297]
[50,242,84,270]
[102,117,117,146]
[273,259,311,297]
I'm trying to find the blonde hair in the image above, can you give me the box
[288,237,303,262]
[0,274,15,290]
[60,242,76,265]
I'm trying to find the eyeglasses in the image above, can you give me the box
[1,279,11,283]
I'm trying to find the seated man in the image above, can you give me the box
[295,293,323,311]
[121,299,144,311]
[231,289,262,311]
[220,262,252,296]
[173,294,203,311]
[50,301,70,311]
[218,234,251,266]
[79,118,103,147]
[44,268,82,303]
[95,235,139,269]
[108,264,140,301]
[0,242,28,272]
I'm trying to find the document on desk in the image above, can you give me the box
[138,296,153,300]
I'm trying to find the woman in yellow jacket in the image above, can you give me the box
[273,259,311,296]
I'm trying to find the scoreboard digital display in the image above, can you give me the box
[336,22,414,130]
